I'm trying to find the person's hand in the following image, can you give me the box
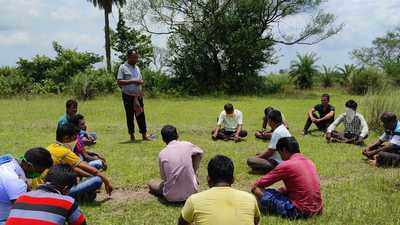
[99,174,113,196]
[101,160,108,171]
[137,80,144,85]
[326,132,332,142]
[212,132,218,140]
[355,136,364,145]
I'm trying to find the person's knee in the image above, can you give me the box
[241,130,248,137]
[91,176,103,189]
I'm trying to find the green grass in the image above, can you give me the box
[1,91,400,225]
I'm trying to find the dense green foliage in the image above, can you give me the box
[111,10,153,68]
[289,53,320,89]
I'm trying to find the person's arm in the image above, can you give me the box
[308,108,317,121]
[213,113,224,137]
[359,115,369,138]
[319,111,335,122]
[235,111,243,138]
[235,124,242,138]
[192,153,202,174]
[257,148,274,159]
[76,161,113,196]
[262,117,268,130]
[159,158,166,181]
[179,198,194,225]
[252,164,284,189]
[326,115,343,141]
[254,215,260,225]
[117,79,144,86]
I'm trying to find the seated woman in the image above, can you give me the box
[255,107,289,140]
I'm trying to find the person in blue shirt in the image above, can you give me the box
[363,112,400,167]
[57,99,78,129]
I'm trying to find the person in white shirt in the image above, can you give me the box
[247,110,291,174]
[212,103,247,142]
[326,100,369,145]
[0,148,53,224]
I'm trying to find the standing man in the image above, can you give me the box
[302,94,335,135]
[117,49,151,141]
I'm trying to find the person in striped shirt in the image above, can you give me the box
[326,100,369,145]
[6,164,87,225]
[251,137,322,219]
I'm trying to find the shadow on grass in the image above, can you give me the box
[119,140,143,144]
[79,197,111,207]
[156,196,185,208]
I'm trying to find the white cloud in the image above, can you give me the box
[0,32,31,46]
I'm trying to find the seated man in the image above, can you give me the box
[0,148,53,225]
[71,114,106,170]
[57,99,96,143]
[326,100,369,145]
[212,103,247,142]
[363,112,400,167]
[33,123,113,202]
[302,93,335,135]
[178,155,260,225]
[247,110,291,174]
[6,164,87,225]
[251,137,323,219]
[255,106,289,140]
[148,125,203,202]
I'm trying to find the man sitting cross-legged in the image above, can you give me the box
[363,112,400,167]
[251,137,323,219]
[0,148,53,225]
[6,164,87,225]
[255,106,289,140]
[212,103,247,142]
[148,125,203,203]
[247,110,291,174]
[32,123,113,202]
[302,93,335,135]
[326,100,369,145]
[178,155,261,225]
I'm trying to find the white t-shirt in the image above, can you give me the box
[117,62,142,95]
[217,109,243,132]
[0,155,27,222]
[268,124,292,163]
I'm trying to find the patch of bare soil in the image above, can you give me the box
[97,187,152,204]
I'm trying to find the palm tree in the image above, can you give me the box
[289,53,319,89]
[320,65,334,88]
[86,0,127,72]
[337,64,357,85]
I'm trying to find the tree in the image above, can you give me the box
[289,53,319,89]
[320,65,335,88]
[111,10,153,68]
[337,64,357,85]
[86,0,127,72]
[126,0,342,94]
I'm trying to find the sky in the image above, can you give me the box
[1,0,400,72]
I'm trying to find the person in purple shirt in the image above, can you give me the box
[148,125,203,203]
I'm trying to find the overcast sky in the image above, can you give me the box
[1,0,399,72]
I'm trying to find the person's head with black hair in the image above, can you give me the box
[65,99,78,117]
[161,125,179,144]
[276,137,301,160]
[20,147,53,179]
[321,94,330,106]
[380,112,398,133]
[45,164,78,194]
[207,155,234,187]
[56,122,80,144]
[345,100,358,111]
[70,114,86,131]
[267,110,283,129]
[224,103,234,115]
[127,49,139,65]
[264,107,274,117]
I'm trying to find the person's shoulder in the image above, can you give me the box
[314,104,322,109]
[329,104,335,110]
[235,109,242,114]
[47,143,69,154]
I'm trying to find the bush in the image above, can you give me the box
[362,88,400,132]
[67,69,117,100]
[0,72,32,96]
[383,60,400,85]
[141,69,171,96]
[264,73,290,94]
[348,67,386,95]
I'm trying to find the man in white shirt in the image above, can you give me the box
[0,148,53,224]
[117,49,151,141]
[212,103,247,142]
[148,125,203,202]
[247,110,291,174]
[326,100,369,145]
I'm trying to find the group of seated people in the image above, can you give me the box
[1,94,400,225]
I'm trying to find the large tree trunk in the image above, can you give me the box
[104,9,112,72]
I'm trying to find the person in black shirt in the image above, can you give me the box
[302,94,335,135]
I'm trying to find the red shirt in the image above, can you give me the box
[255,153,323,215]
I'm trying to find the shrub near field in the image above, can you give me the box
[0,90,400,225]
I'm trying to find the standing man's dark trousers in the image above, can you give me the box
[122,93,147,135]
[303,113,334,133]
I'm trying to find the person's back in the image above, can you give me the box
[159,140,202,202]
[6,188,86,225]
[182,187,259,225]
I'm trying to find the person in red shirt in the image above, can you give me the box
[251,136,322,219]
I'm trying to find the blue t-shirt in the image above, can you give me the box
[379,121,400,147]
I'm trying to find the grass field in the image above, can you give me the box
[1,90,400,225]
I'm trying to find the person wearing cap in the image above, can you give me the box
[326,100,369,145]
[0,148,53,224]
[117,49,151,142]
[363,112,400,167]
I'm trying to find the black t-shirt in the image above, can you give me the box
[314,104,335,118]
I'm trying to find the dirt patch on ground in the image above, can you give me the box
[97,187,152,204]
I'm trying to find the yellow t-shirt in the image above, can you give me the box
[32,143,81,188]
[181,187,260,225]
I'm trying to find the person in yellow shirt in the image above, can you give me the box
[36,123,113,202]
[178,155,260,225]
